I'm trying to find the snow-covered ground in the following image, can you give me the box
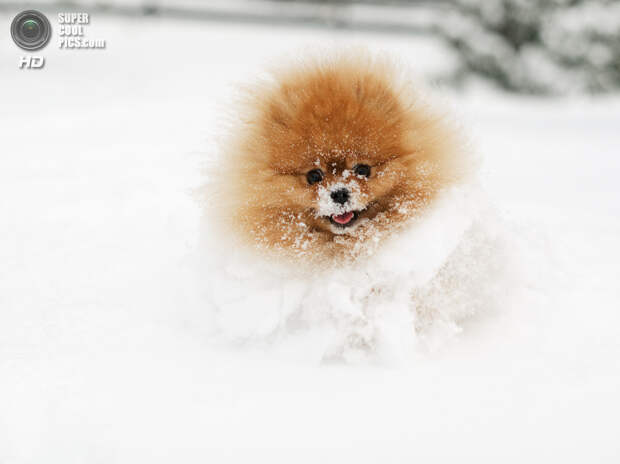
[1,14,620,462]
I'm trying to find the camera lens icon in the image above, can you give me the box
[11,10,51,51]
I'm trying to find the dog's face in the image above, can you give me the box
[266,148,413,239]
[215,55,464,262]
[302,160,382,234]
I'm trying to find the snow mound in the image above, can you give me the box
[202,184,519,363]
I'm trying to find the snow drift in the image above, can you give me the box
[202,183,524,363]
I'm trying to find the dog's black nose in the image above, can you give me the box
[330,188,350,205]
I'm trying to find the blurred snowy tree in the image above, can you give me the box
[438,0,620,94]
[7,0,615,94]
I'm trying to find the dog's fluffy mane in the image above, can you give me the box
[207,52,471,265]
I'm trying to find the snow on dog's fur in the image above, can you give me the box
[208,52,473,265]
[202,52,505,360]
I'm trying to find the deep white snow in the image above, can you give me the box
[1,14,620,463]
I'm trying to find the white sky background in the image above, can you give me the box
[1,9,620,463]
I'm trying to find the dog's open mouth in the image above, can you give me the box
[329,211,358,227]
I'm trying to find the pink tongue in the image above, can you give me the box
[332,211,354,225]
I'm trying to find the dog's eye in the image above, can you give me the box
[306,169,324,185]
[353,164,371,177]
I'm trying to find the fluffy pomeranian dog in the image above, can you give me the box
[209,52,470,265]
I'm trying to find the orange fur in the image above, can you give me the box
[209,52,470,265]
